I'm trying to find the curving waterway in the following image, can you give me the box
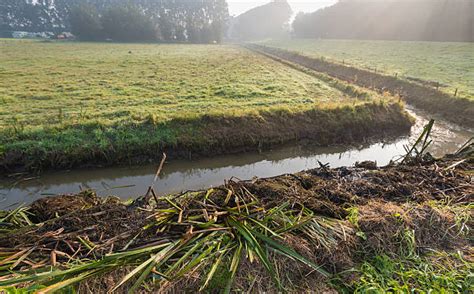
[1,106,472,209]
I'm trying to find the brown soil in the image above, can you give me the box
[246,44,474,128]
[29,190,100,222]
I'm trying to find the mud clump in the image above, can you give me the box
[1,193,152,255]
[355,160,377,170]
[29,190,100,222]
[242,158,472,217]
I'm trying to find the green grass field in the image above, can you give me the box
[260,39,474,100]
[0,39,360,130]
[0,39,409,171]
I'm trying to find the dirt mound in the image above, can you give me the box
[241,158,472,218]
[29,190,100,222]
[1,196,152,258]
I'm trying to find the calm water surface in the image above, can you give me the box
[1,106,472,209]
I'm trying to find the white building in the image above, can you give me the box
[12,31,29,38]
[11,31,54,39]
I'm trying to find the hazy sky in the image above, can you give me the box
[227,0,337,16]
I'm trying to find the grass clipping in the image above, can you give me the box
[0,147,472,292]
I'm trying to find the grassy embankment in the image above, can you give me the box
[255,40,474,127]
[0,144,472,292]
[0,39,411,172]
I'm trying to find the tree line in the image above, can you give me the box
[1,0,229,43]
[293,0,473,42]
[228,0,292,41]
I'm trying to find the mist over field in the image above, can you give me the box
[2,0,472,42]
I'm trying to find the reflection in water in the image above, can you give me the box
[1,106,472,209]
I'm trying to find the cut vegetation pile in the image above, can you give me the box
[247,44,474,128]
[0,144,472,292]
[0,40,412,173]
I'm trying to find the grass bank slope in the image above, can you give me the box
[260,39,474,100]
[249,43,474,128]
[0,147,471,292]
[0,40,411,172]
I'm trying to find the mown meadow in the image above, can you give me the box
[1,39,354,129]
[260,39,474,100]
[0,39,411,171]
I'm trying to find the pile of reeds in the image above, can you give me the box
[0,140,472,292]
[0,183,352,293]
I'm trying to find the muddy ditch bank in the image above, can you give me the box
[246,44,474,128]
[0,146,472,292]
[0,102,412,174]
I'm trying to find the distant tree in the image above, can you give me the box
[69,4,103,40]
[207,0,229,43]
[102,4,157,42]
[291,0,474,42]
[158,10,174,41]
[1,0,51,32]
[1,0,229,43]
[229,0,292,41]
[292,12,312,38]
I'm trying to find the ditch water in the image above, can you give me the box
[1,106,472,209]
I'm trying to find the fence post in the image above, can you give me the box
[454,88,458,97]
